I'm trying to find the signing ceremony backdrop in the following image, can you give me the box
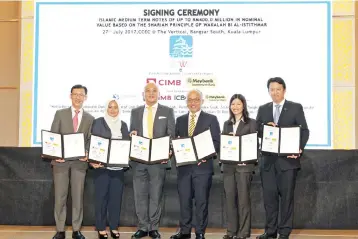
[15,0,357,149]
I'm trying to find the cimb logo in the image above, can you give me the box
[146,78,181,86]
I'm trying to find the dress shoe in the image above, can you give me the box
[131,230,148,239]
[53,232,65,239]
[149,230,161,239]
[256,232,277,239]
[97,231,108,239]
[223,235,236,239]
[170,232,191,239]
[72,231,86,239]
[278,235,289,239]
[196,233,205,239]
[110,230,120,238]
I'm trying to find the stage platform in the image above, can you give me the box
[0,227,357,239]
[0,148,358,230]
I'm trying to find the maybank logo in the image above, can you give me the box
[205,95,226,101]
[186,77,216,87]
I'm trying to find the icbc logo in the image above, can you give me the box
[146,78,181,86]
[174,95,186,100]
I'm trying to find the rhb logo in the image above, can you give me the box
[146,78,181,86]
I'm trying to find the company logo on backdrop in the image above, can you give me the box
[169,35,193,58]
[205,95,226,101]
[187,77,216,87]
[174,95,187,101]
[146,78,181,86]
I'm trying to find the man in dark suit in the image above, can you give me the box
[170,89,221,239]
[49,84,94,239]
[256,77,309,239]
[129,82,175,239]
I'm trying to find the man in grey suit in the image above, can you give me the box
[129,82,175,239]
[49,84,94,239]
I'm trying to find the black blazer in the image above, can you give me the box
[221,118,257,173]
[90,117,130,170]
[256,100,309,171]
[175,111,221,174]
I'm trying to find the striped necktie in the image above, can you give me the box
[73,110,79,132]
[188,114,196,136]
[274,105,281,124]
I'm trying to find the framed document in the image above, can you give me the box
[129,135,170,164]
[41,130,86,160]
[172,129,217,167]
[261,125,300,156]
[88,135,130,167]
[172,138,197,166]
[220,132,258,164]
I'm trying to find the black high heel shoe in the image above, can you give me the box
[98,231,108,239]
[111,230,120,238]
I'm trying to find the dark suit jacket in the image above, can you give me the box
[91,117,130,170]
[50,107,94,151]
[129,103,175,169]
[221,118,257,173]
[256,100,309,171]
[175,111,221,174]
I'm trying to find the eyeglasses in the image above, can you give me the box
[71,93,86,98]
[188,99,201,103]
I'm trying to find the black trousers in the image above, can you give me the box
[260,162,298,236]
[94,168,125,231]
[177,171,212,234]
[223,171,252,237]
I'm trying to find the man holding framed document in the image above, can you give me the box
[129,82,175,239]
[46,85,94,239]
[170,89,221,239]
[256,78,309,239]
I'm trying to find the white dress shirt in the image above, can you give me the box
[188,110,201,134]
[142,102,158,138]
[272,99,285,119]
[71,106,83,132]
[233,118,244,134]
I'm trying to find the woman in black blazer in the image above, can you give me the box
[222,94,257,239]
[90,98,129,239]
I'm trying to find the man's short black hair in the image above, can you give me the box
[71,84,88,95]
[267,77,286,90]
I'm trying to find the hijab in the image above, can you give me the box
[104,98,122,139]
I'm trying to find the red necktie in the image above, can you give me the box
[73,110,79,132]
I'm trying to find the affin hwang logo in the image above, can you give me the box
[169,35,193,58]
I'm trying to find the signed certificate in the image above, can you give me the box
[261,125,300,156]
[261,125,280,153]
[241,132,258,162]
[150,136,170,163]
[130,135,150,163]
[108,139,131,167]
[172,138,197,166]
[63,133,86,160]
[192,129,216,160]
[220,135,240,163]
[279,127,300,154]
[88,135,110,164]
[41,130,62,159]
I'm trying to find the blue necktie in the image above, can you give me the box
[274,105,281,124]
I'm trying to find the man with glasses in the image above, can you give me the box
[170,89,221,239]
[49,84,94,239]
